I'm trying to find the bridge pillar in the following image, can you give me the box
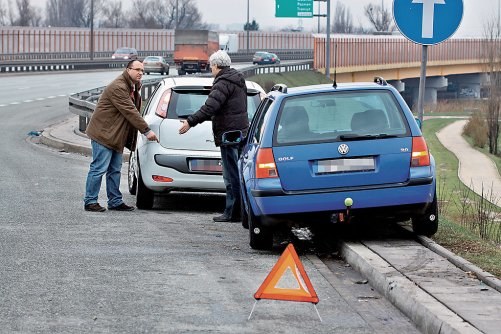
[389,80,405,92]
[403,76,448,106]
[446,73,487,99]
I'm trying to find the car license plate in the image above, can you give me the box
[189,159,222,172]
[315,157,375,174]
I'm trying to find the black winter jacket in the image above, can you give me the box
[186,67,248,146]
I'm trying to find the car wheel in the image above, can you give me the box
[246,197,273,250]
[127,152,137,195]
[136,166,154,210]
[146,72,150,75]
[166,69,170,75]
[412,192,439,237]
[178,70,185,75]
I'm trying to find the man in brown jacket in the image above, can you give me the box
[84,60,158,212]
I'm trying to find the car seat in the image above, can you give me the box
[351,109,388,132]
[279,106,312,141]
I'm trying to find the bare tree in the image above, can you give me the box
[100,0,125,28]
[174,0,207,29]
[11,0,41,26]
[127,1,159,28]
[126,0,206,29]
[332,2,353,34]
[483,19,501,154]
[364,2,394,33]
[46,0,100,27]
[0,0,8,26]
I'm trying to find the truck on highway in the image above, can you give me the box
[219,33,239,53]
[173,30,219,75]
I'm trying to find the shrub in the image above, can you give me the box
[463,110,488,148]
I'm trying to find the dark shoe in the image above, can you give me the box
[84,203,106,212]
[108,203,135,211]
[213,214,241,222]
[213,214,231,222]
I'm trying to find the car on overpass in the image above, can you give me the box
[252,51,279,65]
[111,47,138,60]
[239,78,438,250]
[143,56,170,75]
[127,76,265,210]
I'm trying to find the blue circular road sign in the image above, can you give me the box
[393,0,464,45]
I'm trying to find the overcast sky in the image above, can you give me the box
[28,0,498,37]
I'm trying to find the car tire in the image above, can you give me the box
[127,152,137,195]
[412,192,439,237]
[166,69,170,75]
[246,197,273,250]
[178,70,186,75]
[136,166,154,210]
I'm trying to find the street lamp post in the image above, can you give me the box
[246,0,250,52]
[90,0,94,60]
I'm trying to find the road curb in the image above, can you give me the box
[39,117,130,161]
[338,241,481,334]
[40,123,91,156]
[415,233,501,293]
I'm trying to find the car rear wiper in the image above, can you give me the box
[340,133,398,141]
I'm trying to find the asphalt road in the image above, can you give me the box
[0,72,420,333]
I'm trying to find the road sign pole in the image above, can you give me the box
[326,0,330,80]
[417,45,428,124]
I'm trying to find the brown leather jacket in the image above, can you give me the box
[85,69,150,153]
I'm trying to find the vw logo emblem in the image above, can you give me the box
[338,144,349,155]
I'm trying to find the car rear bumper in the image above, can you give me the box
[248,182,435,218]
[138,147,225,192]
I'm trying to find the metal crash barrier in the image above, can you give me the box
[68,61,314,133]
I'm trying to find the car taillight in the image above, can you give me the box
[155,89,172,118]
[256,148,278,179]
[411,136,430,167]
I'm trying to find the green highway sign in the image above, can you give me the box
[276,0,313,18]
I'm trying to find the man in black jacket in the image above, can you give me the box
[179,50,247,222]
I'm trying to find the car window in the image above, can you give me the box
[167,90,263,119]
[275,90,409,145]
[142,82,164,116]
[250,98,274,144]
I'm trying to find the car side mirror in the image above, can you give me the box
[221,130,243,146]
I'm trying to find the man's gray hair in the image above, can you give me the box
[209,50,231,67]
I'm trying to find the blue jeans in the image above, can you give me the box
[84,140,124,208]
[220,145,241,218]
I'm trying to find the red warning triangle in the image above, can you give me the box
[254,243,319,304]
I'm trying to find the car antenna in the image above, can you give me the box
[332,42,337,89]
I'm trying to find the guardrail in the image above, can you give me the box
[1,50,313,73]
[69,60,314,132]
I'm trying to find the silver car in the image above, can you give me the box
[143,56,170,75]
[128,76,265,209]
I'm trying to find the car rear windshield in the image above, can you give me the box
[145,56,161,61]
[168,90,262,120]
[275,90,410,145]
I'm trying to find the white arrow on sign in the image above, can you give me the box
[412,0,446,38]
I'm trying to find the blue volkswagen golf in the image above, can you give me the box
[239,78,438,250]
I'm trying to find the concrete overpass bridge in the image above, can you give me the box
[313,35,493,107]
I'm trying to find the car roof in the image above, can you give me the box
[160,76,265,93]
